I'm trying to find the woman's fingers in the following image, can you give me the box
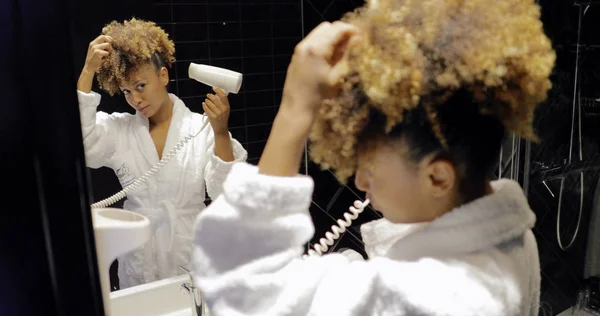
[93,42,112,51]
[91,43,111,61]
[95,49,110,57]
[206,94,219,103]
[328,23,360,65]
[298,21,359,64]
[213,87,227,98]
[206,94,228,112]
[203,101,216,117]
[90,35,113,48]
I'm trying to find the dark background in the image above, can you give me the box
[67,0,599,314]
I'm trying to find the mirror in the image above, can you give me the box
[69,0,301,293]
[66,0,600,315]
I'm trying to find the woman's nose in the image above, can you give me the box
[355,169,369,193]
[131,93,143,106]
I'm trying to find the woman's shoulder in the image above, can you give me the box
[97,110,137,124]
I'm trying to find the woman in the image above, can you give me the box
[77,18,247,289]
[192,0,556,314]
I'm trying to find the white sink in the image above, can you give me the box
[109,274,192,316]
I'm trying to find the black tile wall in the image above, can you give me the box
[302,0,374,256]
[153,0,302,162]
[525,2,600,313]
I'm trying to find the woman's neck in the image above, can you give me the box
[149,95,174,126]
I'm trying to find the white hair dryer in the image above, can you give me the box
[188,63,243,95]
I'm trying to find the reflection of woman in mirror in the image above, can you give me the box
[192,0,556,314]
[76,18,247,289]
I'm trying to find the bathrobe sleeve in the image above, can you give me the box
[203,128,247,200]
[193,162,383,316]
[193,162,515,316]
[77,90,121,169]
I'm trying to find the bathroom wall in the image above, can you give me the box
[303,0,599,315]
[150,0,303,165]
[527,1,600,314]
[301,0,378,258]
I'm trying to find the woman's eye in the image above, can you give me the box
[137,84,146,90]
[122,90,130,95]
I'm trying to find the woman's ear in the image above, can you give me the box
[422,157,456,198]
[159,67,169,86]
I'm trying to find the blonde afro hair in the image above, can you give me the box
[97,18,175,95]
[309,0,556,183]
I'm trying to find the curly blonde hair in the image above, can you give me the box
[309,0,556,183]
[97,18,176,95]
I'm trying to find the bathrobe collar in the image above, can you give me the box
[361,179,536,260]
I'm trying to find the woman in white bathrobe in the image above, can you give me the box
[77,18,247,289]
[192,0,556,315]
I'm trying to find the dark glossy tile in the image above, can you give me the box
[243,73,274,91]
[245,90,276,108]
[246,124,271,142]
[208,22,241,40]
[167,80,178,95]
[246,141,267,160]
[273,20,302,38]
[246,107,276,126]
[273,54,292,72]
[242,39,272,57]
[209,40,242,58]
[180,96,203,113]
[241,21,273,39]
[172,5,208,23]
[247,157,260,165]
[226,92,244,110]
[229,127,247,144]
[176,41,210,60]
[308,202,340,246]
[274,72,286,90]
[174,23,208,42]
[207,4,242,22]
[310,167,344,216]
[241,4,271,21]
[274,90,283,106]
[206,0,246,3]
[273,37,299,55]
[152,4,172,24]
[302,0,326,32]
[272,3,302,21]
[243,56,274,74]
[228,109,246,129]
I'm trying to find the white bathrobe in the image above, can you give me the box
[192,162,541,315]
[78,90,247,289]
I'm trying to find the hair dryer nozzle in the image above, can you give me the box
[188,63,243,94]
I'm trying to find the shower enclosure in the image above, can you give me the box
[506,1,600,314]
